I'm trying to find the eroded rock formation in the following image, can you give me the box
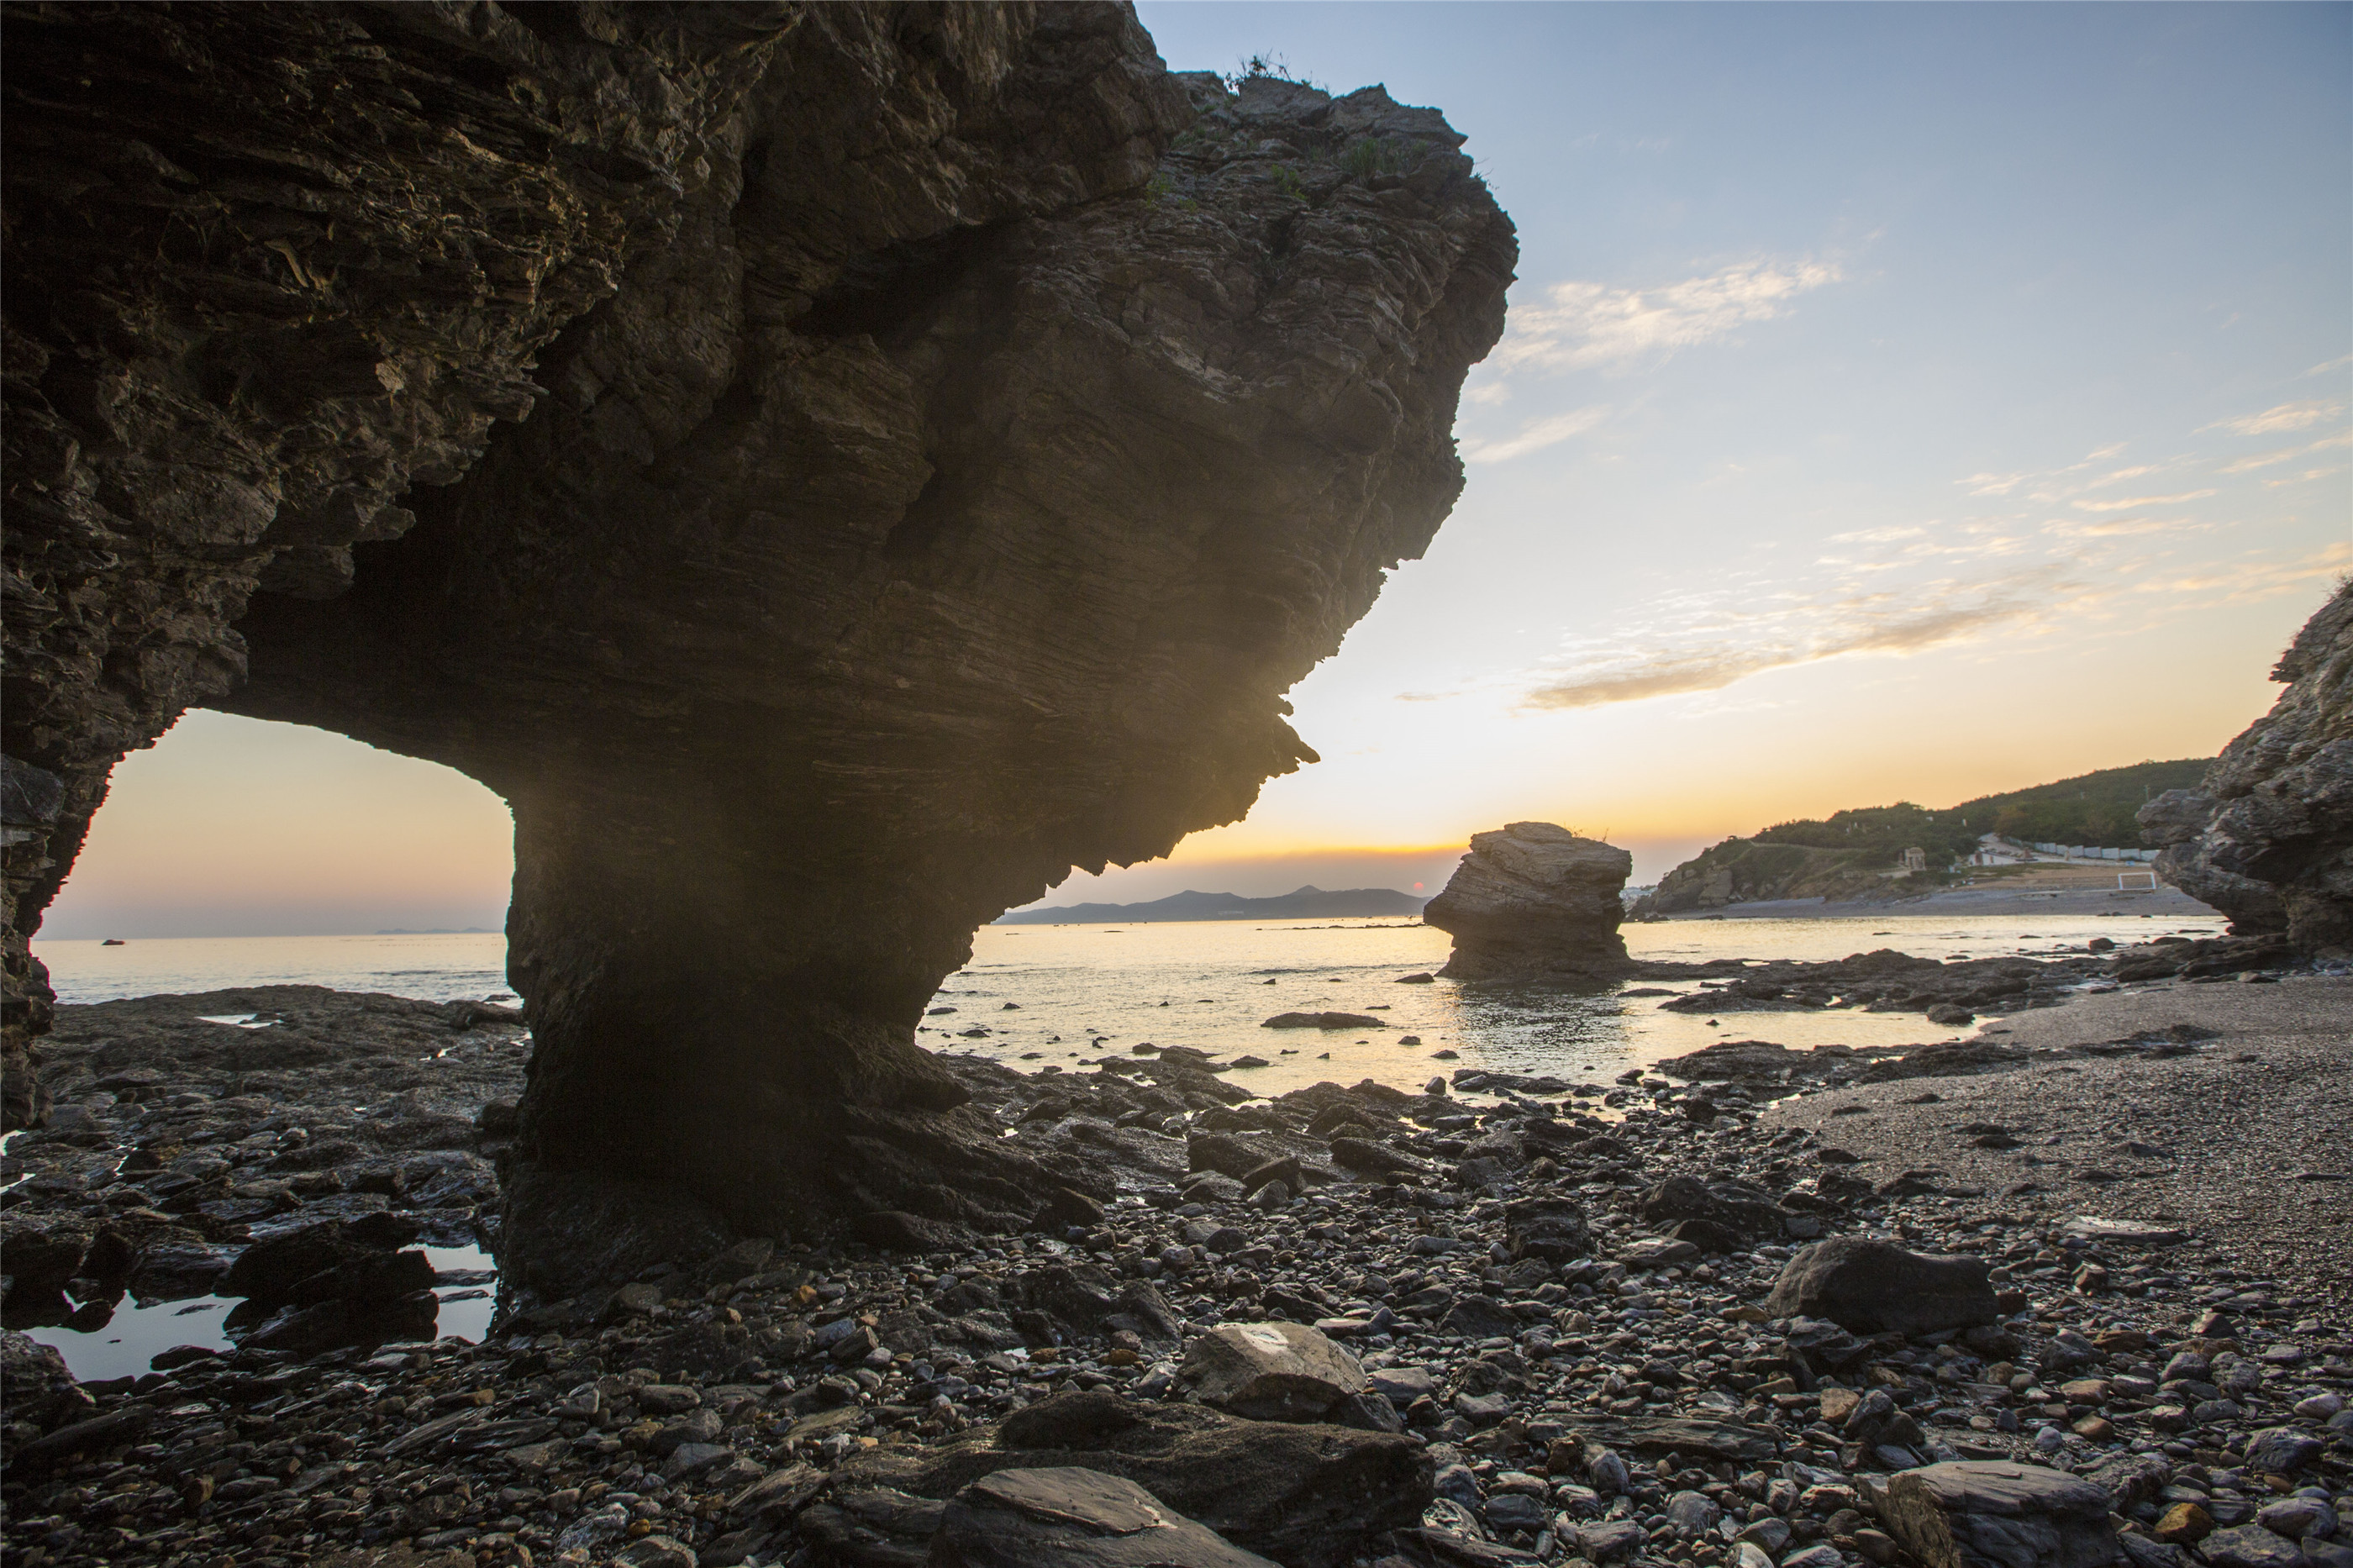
[2140,581,2352,955]
[1,2,1516,1267]
[1420,822,1633,982]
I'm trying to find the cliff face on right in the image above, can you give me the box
[2140,581,2353,955]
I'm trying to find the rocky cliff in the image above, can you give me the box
[2140,581,2353,955]
[1420,823,1633,982]
[1633,839,1913,916]
[0,3,1516,1267]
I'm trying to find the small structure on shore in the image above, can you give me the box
[1422,821,1634,982]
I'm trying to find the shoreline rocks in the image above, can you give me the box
[3,963,2346,1568]
[1424,824,1638,984]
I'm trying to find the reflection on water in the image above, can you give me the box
[36,932,513,1007]
[19,1244,501,1382]
[940,911,2225,1098]
[20,1295,235,1384]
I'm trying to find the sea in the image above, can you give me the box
[22,907,2225,1377]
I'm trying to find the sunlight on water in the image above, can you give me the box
[935,910,2224,1097]
[37,932,513,1007]
[23,908,2227,1378]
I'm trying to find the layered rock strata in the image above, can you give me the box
[2139,581,2353,955]
[1421,822,1634,982]
[1,2,1517,1258]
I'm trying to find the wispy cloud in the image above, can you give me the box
[2130,540,2352,602]
[1828,525,1926,544]
[1492,258,1841,375]
[2217,447,2303,475]
[2202,400,2344,436]
[1460,406,1609,464]
[2071,490,2215,513]
[1522,568,2077,711]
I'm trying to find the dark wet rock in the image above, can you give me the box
[931,1465,1279,1568]
[1880,1462,2121,1568]
[1438,1294,1521,1340]
[2140,581,2352,953]
[0,1218,87,1301]
[221,1217,433,1308]
[1263,1013,1389,1030]
[1640,1174,1787,1243]
[835,1388,1433,1568]
[1766,1237,1998,1334]
[0,1329,92,1432]
[497,1162,732,1301]
[1424,823,1635,982]
[1856,1042,2037,1082]
[243,1292,440,1356]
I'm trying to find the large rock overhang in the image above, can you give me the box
[1,3,1516,1270]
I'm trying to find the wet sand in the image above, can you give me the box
[1756,972,2353,1310]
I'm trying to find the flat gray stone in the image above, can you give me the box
[2060,1217,2187,1245]
[933,1466,1279,1568]
[1179,1322,1364,1422]
[1881,1461,2120,1568]
[1552,1414,1783,1463]
[2198,1526,2305,1568]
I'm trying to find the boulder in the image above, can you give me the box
[1180,1323,1366,1422]
[1765,1238,1999,1335]
[832,1388,1431,1568]
[930,1466,1278,1568]
[0,1329,92,1432]
[1640,1176,1786,1244]
[222,1221,435,1309]
[1502,1195,1594,1263]
[1423,823,1636,982]
[242,1292,441,1356]
[1879,1462,2120,1568]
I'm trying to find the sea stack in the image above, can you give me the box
[1423,822,1635,981]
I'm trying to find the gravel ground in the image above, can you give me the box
[1755,975,2353,1312]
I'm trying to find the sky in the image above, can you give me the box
[39,2,2351,939]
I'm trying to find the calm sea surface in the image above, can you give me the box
[21,909,2223,1377]
[35,908,2229,1097]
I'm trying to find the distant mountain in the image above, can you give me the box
[996,885,1428,924]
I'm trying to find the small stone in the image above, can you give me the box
[2199,1524,2307,1568]
[2255,1497,2337,1540]
[2153,1503,2214,1544]
[2242,1428,2323,1475]
[931,1466,1277,1568]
